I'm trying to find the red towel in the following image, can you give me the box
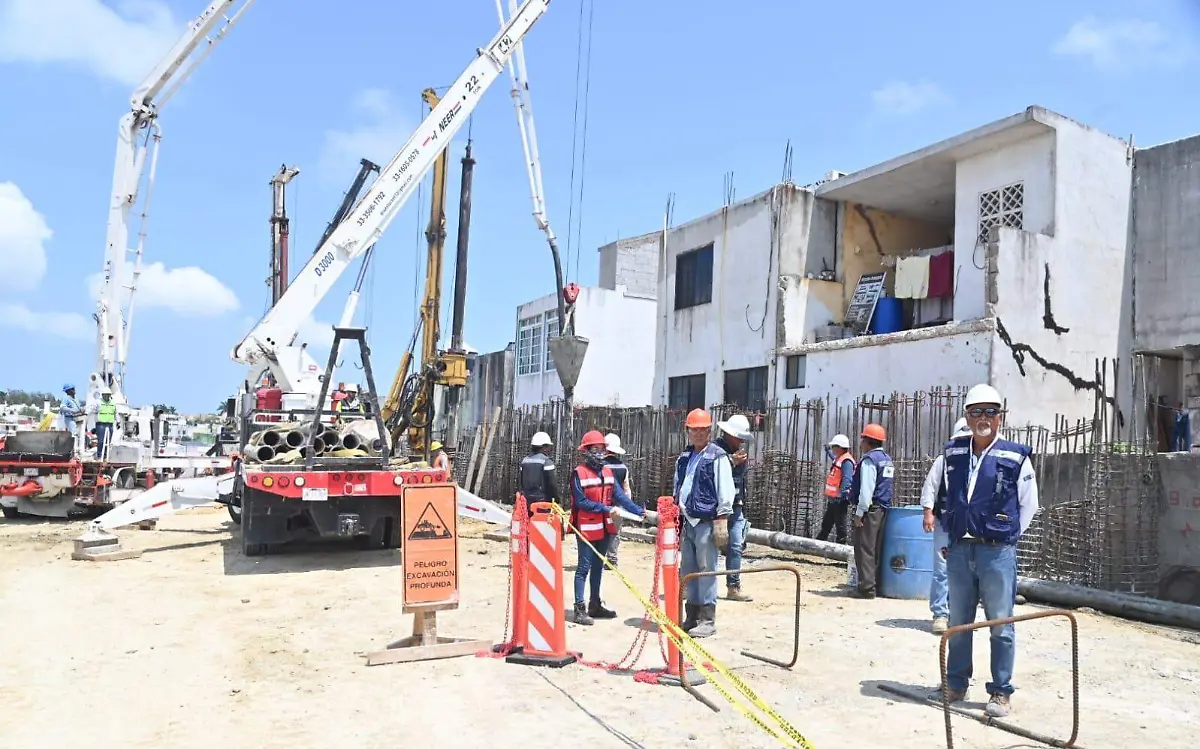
[928,251,954,298]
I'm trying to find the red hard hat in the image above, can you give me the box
[861,423,887,442]
[578,430,606,450]
[685,408,712,429]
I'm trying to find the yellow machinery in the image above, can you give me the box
[380,88,468,458]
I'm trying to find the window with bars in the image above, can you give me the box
[516,313,544,376]
[977,182,1024,244]
[544,313,559,372]
[668,374,706,411]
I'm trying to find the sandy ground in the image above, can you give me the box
[0,509,1196,749]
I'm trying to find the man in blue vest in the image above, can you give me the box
[849,423,892,598]
[715,414,753,602]
[674,408,735,639]
[921,418,972,635]
[934,384,1039,719]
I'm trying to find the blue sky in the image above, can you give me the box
[1,0,1197,413]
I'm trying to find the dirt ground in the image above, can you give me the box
[1,509,1196,749]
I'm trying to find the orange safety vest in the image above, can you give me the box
[571,464,618,541]
[824,453,854,499]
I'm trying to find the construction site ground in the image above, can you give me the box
[1,509,1196,749]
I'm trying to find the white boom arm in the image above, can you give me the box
[232,0,553,397]
[96,0,256,407]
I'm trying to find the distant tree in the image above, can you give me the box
[18,406,41,419]
[2,389,60,408]
[153,404,178,415]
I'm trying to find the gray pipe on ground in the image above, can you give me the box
[639,508,1200,630]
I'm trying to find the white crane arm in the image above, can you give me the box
[231,0,552,390]
[96,0,255,406]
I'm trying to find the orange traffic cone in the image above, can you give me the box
[506,501,577,668]
[653,495,703,686]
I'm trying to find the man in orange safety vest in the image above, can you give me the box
[816,434,855,544]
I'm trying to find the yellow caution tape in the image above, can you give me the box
[549,503,818,749]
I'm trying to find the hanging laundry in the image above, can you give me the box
[927,251,954,298]
[893,255,930,299]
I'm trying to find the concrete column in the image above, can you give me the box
[1182,346,1200,450]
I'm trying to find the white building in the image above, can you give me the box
[654,106,1133,427]
[511,232,661,408]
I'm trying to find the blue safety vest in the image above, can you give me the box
[674,441,728,520]
[848,448,894,509]
[715,437,747,507]
[942,436,1031,545]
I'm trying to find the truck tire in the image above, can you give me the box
[226,502,242,525]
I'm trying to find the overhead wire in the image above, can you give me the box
[572,0,596,279]
[563,0,588,281]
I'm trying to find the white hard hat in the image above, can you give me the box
[952,418,971,438]
[604,432,626,455]
[827,434,851,450]
[964,383,1003,410]
[99,386,113,395]
[717,414,753,441]
[530,431,553,447]
[345,383,359,393]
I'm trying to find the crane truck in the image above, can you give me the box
[1,1,252,521]
[77,0,555,557]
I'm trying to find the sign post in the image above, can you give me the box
[366,483,492,666]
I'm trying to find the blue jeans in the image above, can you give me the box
[574,534,611,605]
[946,541,1018,696]
[725,507,749,587]
[95,422,113,459]
[930,522,949,619]
[681,518,719,605]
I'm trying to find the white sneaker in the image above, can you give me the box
[932,617,948,634]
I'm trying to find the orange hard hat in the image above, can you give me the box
[861,423,887,442]
[578,430,606,450]
[685,408,713,429]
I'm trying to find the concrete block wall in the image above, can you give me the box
[598,232,661,298]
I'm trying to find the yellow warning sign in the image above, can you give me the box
[401,483,459,610]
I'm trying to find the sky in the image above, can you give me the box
[1,0,1198,414]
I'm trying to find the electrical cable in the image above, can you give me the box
[563,0,588,281]
[572,0,596,279]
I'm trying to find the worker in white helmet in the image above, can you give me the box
[602,433,632,568]
[920,418,973,635]
[816,434,855,544]
[931,383,1039,720]
[518,431,559,509]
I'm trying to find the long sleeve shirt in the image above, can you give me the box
[854,460,876,518]
[571,472,644,517]
[919,438,1040,536]
[674,448,736,526]
[837,459,855,502]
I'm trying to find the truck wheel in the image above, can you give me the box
[226,502,242,525]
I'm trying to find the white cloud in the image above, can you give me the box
[1053,17,1191,70]
[319,88,413,180]
[297,315,336,352]
[87,262,239,317]
[0,181,51,292]
[0,303,91,341]
[871,81,950,116]
[0,0,182,87]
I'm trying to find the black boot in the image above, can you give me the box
[681,603,700,632]
[572,602,594,626]
[589,598,617,619]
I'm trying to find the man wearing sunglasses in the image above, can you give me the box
[932,384,1039,719]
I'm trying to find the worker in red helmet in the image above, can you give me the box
[850,423,894,598]
[569,429,646,625]
[673,408,735,638]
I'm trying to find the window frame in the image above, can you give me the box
[784,355,807,390]
[516,313,544,376]
[668,374,707,411]
[723,365,769,413]
[674,243,714,310]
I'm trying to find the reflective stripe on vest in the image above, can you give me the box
[571,464,617,541]
[824,453,853,498]
[96,403,116,424]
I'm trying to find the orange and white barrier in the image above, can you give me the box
[657,495,686,679]
[505,501,577,668]
[509,494,529,654]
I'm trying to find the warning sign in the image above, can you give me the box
[401,484,459,610]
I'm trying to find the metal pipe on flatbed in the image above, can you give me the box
[253,444,275,462]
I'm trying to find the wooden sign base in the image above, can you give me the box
[366,609,492,666]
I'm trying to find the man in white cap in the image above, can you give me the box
[518,431,559,509]
[920,418,972,635]
[715,414,754,602]
[816,434,855,544]
[932,384,1039,719]
[602,432,632,567]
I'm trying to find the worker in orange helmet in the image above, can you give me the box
[568,429,646,625]
[673,408,735,638]
[850,423,894,599]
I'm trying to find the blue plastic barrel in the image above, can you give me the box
[870,297,904,334]
[879,506,934,600]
